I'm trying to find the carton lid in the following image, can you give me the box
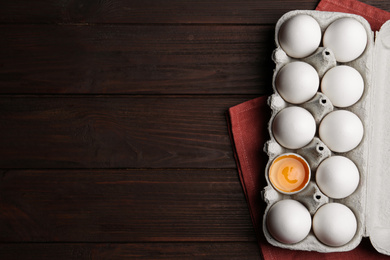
[367,19,390,256]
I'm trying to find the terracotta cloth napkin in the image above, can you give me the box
[227,0,390,259]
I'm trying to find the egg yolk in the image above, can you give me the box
[269,154,310,193]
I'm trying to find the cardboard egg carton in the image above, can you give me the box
[262,10,390,255]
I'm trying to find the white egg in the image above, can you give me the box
[276,61,319,104]
[313,203,357,247]
[316,156,360,199]
[321,66,364,107]
[266,199,311,244]
[272,106,316,149]
[323,18,368,62]
[319,110,363,153]
[278,14,321,58]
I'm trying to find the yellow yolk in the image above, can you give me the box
[269,154,310,193]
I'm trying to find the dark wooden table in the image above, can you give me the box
[1,0,389,259]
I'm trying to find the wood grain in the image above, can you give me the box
[0,95,264,168]
[0,0,320,24]
[2,0,389,25]
[0,0,362,258]
[0,25,274,95]
[0,169,261,242]
[0,242,262,259]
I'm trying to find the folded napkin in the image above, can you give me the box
[316,0,390,31]
[227,0,390,259]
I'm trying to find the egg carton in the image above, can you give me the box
[262,10,390,255]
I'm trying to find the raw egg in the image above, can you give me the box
[269,153,310,194]
[278,14,321,58]
[313,203,357,247]
[272,106,316,149]
[316,156,359,199]
[321,65,364,107]
[323,18,368,62]
[319,110,363,153]
[267,199,312,244]
[276,61,319,104]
